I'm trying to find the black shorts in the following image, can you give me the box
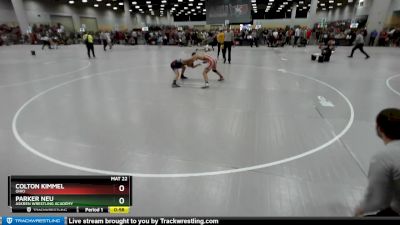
[171,60,183,70]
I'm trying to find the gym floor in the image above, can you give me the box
[0,44,399,216]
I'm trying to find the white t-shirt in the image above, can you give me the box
[295,28,300,37]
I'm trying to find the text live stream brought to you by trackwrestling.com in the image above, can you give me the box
[2,217,400,225]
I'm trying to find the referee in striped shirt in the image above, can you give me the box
[223,28,234,64]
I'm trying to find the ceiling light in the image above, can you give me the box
[69,0,74,4]
[132,1,137,4]
[113,7,117,10]
[119,2,123,5]
[106,3,111,6]
[82,0,87,3]
[94,4,99,7]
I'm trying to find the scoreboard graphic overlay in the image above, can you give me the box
[8,176,132,213]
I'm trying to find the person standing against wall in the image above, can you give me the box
[100,31,108,51]
[249,29,259,48]
[306,28,312,45]
[223,27,234,64]
[354,108,400,217]
[369,30,378,46]
[293,26,300,47]
[105,31,112,50]
[132,30,138,45]
[83,32,95,59]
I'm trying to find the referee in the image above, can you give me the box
[223,27,234,64]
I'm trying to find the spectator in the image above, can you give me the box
[293,26,300,47]
[355,108,400,217]
[379,30,388,46]
[369,30,378,46]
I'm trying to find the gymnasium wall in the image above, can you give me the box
[244,4,355,28]
[0,0,18,25]
[315,4,354,22]
[21,0,172,32]
[253,19,309,28]
[354,0,400,27]
[173,21,208,26]
[388,0,400,27]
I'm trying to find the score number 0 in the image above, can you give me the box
[118,185,125,205]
